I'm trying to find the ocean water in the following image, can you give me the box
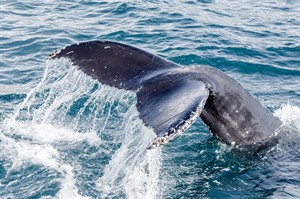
[0,0,299,198]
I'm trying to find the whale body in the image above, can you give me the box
[49,40,281,149]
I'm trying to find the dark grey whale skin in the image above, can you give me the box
[49,40,281,148]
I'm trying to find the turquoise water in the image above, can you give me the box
[0,0,300,198]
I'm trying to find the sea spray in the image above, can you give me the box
[274,104,300,131]
[0,59,163,198]
[96,105,162,199]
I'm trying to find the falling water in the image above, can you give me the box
[0,59,162,198]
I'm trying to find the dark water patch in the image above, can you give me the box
[112,3,137,15]
[0,93,26,103]
[80,1,108,7]
[179,24,204,29]
[266,45,300,58]
[204,8,233,18]
[197,0,214,3]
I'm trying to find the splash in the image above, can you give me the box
[274,104,300,130]
[0,59,162,198]
[96,107,162,199]
[271,103,300,150]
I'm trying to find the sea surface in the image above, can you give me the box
[0,0,300,198]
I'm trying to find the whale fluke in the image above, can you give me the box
[49,40,179,90]
[50,40,281,149]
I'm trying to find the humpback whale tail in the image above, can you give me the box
[49,40,281,149]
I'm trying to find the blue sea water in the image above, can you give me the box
[0,0,300,198]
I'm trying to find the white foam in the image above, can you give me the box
[3,119,101,146]
[0,134,60,170]
[274,104,300,130]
